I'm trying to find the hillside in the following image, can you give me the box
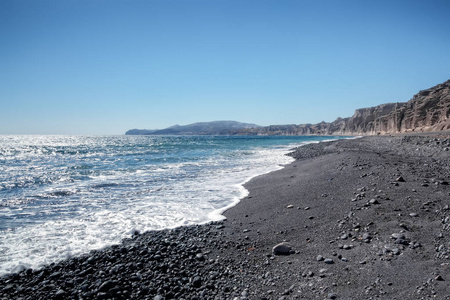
[125,121,261,135]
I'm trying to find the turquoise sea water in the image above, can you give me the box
[0,135,346,275]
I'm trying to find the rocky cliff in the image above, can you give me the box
[230,79,450,136]
[334,79,450,135]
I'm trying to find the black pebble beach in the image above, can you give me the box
[2,134,450,299]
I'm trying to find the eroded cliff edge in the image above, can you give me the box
[233,79,450,136]
[335,79,450,135]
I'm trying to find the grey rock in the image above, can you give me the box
[391,233,406,240]
[192,276,202,288]
[54,289,67,300]
[49,271,62,279]
[97,281,116,294]
[272,242,292,255]
[369,199,380,204]
[396,176,406,182]
[362,233,372,240]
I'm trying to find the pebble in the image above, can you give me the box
[410,213,419,217]
[341,233,349,240]
[362,233,372,242]
[328,293,338,299]
[392,248,401,255]
[192,276,202,288]
[272,242,292,255]
[369,199,380,204]
[396,176,406,182]
[391,233,406,240]
[0,222,257,300]
[324,258,334,264]
[98,280,115,292]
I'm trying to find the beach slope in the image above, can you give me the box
[222,134,450,299]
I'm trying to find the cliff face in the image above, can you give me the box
[330,103,399,135]
[396,81,450,133]
[356,80,450,135]
[232,80,450,136]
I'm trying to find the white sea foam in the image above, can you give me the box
[0,135,345,276]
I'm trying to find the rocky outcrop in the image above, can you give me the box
[391,81,450,133]
[230,79,450,136]
[345,79,450,135]
[330,103,399,135]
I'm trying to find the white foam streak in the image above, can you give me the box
[0,136,345,276]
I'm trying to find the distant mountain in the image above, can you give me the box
[125,129,158,135]
[125,121,261,135]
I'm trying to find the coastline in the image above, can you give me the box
[207,136,347,225]
[1,134,450,299]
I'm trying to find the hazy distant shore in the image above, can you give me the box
[1,134,450,299]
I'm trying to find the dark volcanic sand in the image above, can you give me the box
[1,135,450,299]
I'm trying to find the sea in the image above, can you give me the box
[0,135,346,276]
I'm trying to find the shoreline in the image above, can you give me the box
[0,135,319,277]
[207,136,348,226]
[2,134,450,299]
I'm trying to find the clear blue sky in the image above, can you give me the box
[1,0,449,135]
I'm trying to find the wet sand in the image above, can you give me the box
[1,135,450,299]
